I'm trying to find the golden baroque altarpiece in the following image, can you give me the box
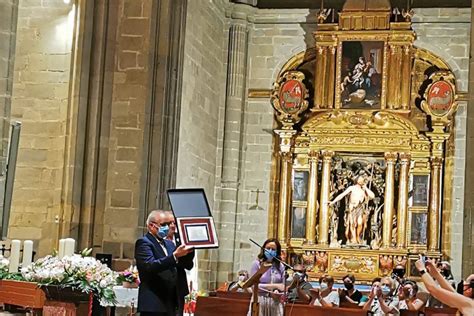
[269,0,459,282]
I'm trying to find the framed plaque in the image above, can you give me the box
[167,188,219,249]
[176,217,218,248]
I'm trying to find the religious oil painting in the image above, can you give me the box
[291,207,306,239]
[340,41,384,109]
[409,212,428,245]
[293,171,309,201]
[412,175,429,207]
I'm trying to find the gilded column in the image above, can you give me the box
[428,157,443,251]
[325,46,336,108]
[305,151,319,244]
[314,46,327,109]
[382,152,397,248]
[400,45,412,110]
[277,152,293,244]
[397,153,411,248]
[388,45,402,109]
[318,151,334,245]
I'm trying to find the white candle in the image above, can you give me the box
[58,239,66,258]
[9,239,21,273]
[64,238,75,256]
[22,240,33,267]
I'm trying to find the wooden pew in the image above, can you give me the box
[195,293,251,316]
[284,304,368,316]
[423,307,459,316]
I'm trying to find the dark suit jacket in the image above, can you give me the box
[135,232,194,313]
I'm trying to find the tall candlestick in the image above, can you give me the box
[64,238,75,257]
[9,240,21,273]
[58,239,66,258]
[22,240,33,267]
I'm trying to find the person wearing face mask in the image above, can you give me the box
[286,264,313,303]
[338,274,363,306]
[164,210,178,245]
[309,275,340,307]
[135,210,194,316]
[248,238,285,316]
[415,255,474,315]
[397,279,424,311]
[362,277,399,315]
[228,270,252,293]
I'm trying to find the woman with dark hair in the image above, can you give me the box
[397,279,424,311]
[339,274,363,305]
[248,238,285,316]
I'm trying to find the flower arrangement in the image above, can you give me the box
[184,289,208,315]
[117,265,139,287]
[0,255,9,279]
[20,249,119,304]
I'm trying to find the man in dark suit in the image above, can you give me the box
[135,210,194,316]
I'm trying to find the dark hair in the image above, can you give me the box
[257,238,282,267]
[343,274,356,283]
[319,274,334,285]
[371,277,382,285]
[403,279,419,294]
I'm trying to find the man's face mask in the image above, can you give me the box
[157,225,169,238]
[392,268,405,278]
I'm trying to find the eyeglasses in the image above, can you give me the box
[151,221,172,227]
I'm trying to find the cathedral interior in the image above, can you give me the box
[0,0,473,298]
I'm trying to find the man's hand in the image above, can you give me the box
[173,245,193,258]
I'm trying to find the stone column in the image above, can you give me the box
[382,152,397,248]
[397,153,411,248]
[217,16,249,283]
[428,157,443,252]
[318,151,334,245]
[305,151,319,244]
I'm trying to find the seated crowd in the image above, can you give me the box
[227,246,474,315]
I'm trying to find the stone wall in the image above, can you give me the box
[412,8,470,281]
[9,0,74,255]
[100,0,153,259]
[177,0,230,290]
[0,0,18,218]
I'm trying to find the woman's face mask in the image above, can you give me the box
[344,282,354,290]
[381,285,391,296]
[320,282,328,291]
[238,275,246,282]
[264,248,277,261]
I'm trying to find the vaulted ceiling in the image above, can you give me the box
[232,0,471,9]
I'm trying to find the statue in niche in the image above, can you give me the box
[329,175,375,245]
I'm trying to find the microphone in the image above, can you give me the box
[249,238,295,271]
